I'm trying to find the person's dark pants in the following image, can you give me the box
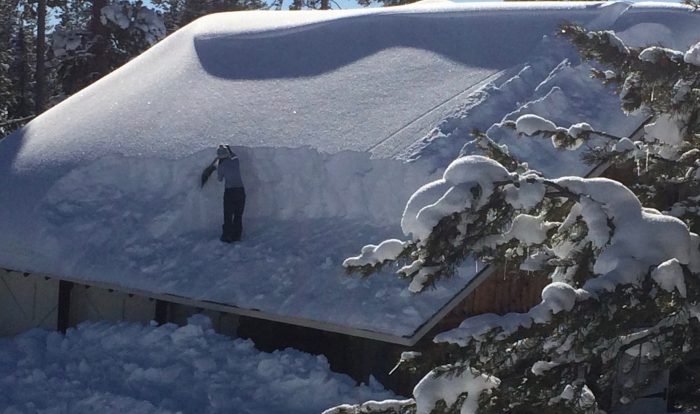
[222,187,245,241]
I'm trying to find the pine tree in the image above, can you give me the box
[0,1,19,136]
[326,24,700,414]
[152,0,265,30]
[0,1,41,138]
[52,0,166,95]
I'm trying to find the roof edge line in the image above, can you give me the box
[405,264,496,346]
[0,267,414,346]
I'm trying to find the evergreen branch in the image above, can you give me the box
[0,114,34,128]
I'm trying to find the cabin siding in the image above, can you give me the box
[434,268,549,333]
[0,270,59,336]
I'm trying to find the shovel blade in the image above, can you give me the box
[201,164,217,187]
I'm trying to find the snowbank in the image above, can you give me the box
[0,316,396,413]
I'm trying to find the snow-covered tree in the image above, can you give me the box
[1,1,41,138]
[526,24,700,235]
[152,0,265,32]
[327,24,700,414]
[0,2,19,136]
[52,0,166,95]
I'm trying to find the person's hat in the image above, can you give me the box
[216,145,229,159]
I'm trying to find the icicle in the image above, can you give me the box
[526,246,531,276]
[645,147,650,173]
[475,261,479,273]
[503,257,508,280]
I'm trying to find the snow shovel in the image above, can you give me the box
[200,158,218,187]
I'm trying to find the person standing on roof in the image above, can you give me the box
[216,144,246,243]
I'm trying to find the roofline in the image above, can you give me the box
[0,267,416,346]
[406,264,496,344]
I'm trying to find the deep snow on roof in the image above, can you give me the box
[1,1,700,340]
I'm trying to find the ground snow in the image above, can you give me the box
[0,316,396,414]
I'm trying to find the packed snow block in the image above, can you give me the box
[68,283,155,326]
[0,270,59,336]
[166,302,239,338]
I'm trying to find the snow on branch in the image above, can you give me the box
[342,154,699,412]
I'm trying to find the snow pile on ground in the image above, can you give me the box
[0,316,396,414]
[2,2,700,338]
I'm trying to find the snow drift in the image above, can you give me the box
[0,316,396,413]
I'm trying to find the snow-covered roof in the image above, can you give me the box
[2,1,700,344]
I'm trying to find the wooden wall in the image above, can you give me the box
[434,268,549,333]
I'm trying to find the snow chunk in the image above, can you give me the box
[540,282,577,314]
[579,385,596,408]
[408,266,439,293]
[434,313,532,346]
[323,400,414,414]
[600,30,630,54]
[503,214,553,245]
[101,5,131,29]
[51,27,84,57]
[639,46,683,63]
[414,367,500,414]
[560,384,575,401]
[442,156,511,188]
[531,360,560,376]
[567,123,592,139]
[504,179,545,210]
[515,114,557,136]
[402,156,511,242]
[402,179,452,241]
[612,137,636,152]
[579,196,610,249]
[398,259,424,277]
[520,250,551,272]
[135,7,166,44]
[342,239,406,267]
[684,41,700,66]
[644,113,686,148]
[651,258,686,297]
[673,79,693,104]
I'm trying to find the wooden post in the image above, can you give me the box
[154,299,169,325]
[57,281,73,333]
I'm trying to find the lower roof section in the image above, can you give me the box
[0,265,494,346]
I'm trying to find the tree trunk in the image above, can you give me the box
[321,0,330,9]
[34,0,46,114]
[89,0,109,79]
[16,24,30,117]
